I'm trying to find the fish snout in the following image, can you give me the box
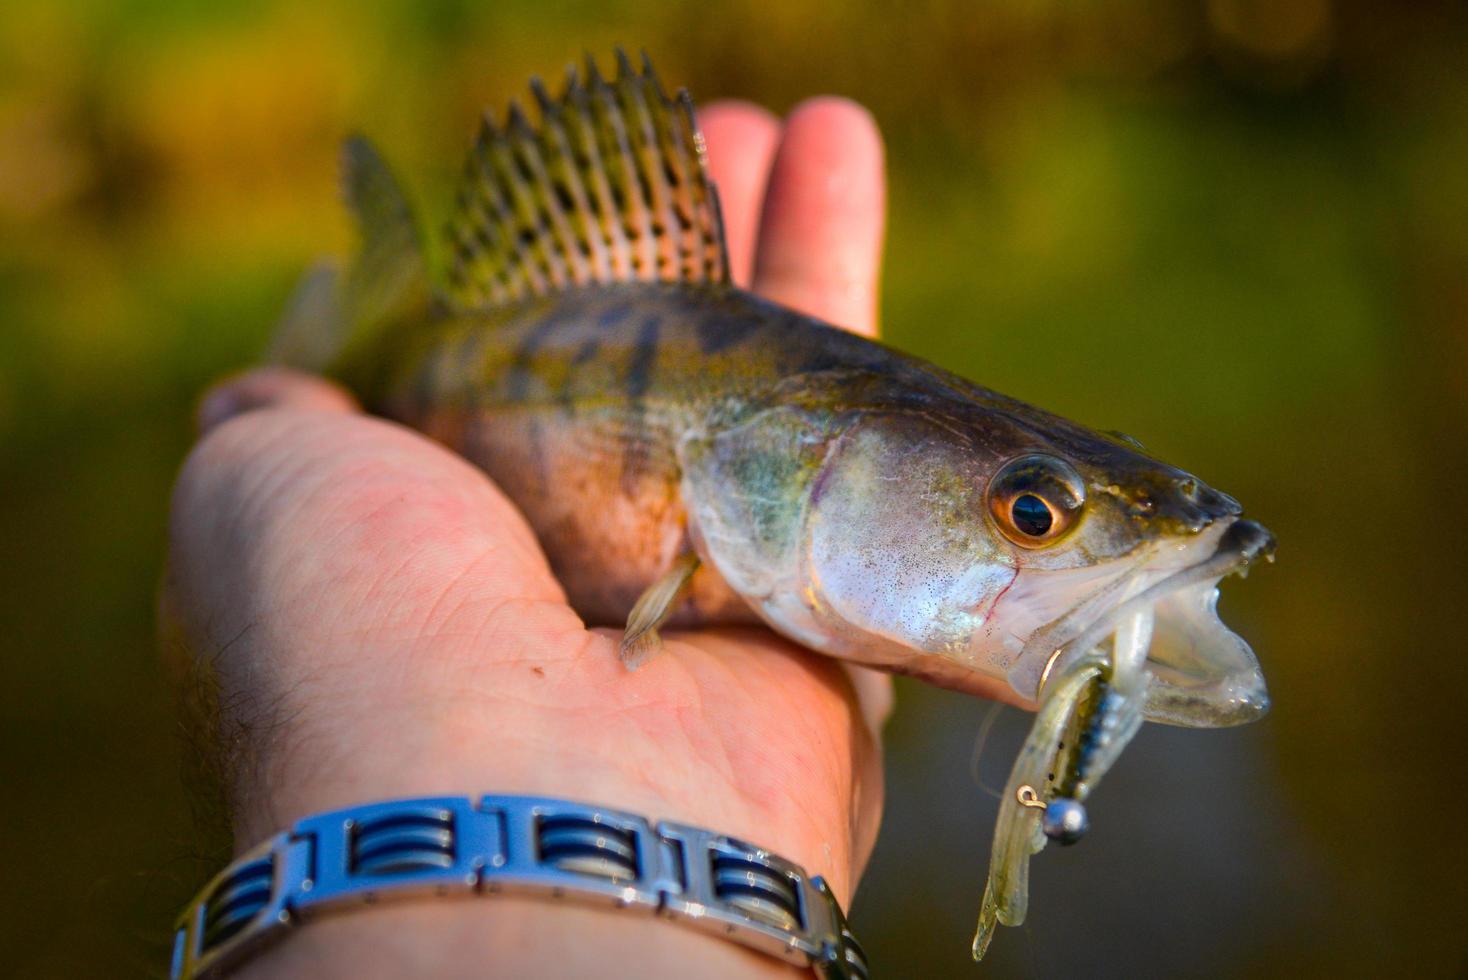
[1174,476,1241,529]
[1134,472,1244,533]
[1189,481,1242,520]
[1217,518,1276,564]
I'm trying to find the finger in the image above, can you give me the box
[752,97,886,337]
[842,663,895,740]
[835,661,891,877]
[698,100,781,287]
[198,367,358,435]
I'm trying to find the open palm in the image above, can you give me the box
[166,98,888,977]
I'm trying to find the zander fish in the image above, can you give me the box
[271,52,1276,959]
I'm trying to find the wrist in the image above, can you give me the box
[234,900,806,979]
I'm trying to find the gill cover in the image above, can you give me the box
[803,416,1002,658]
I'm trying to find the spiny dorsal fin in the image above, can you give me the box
[444,50,729,309]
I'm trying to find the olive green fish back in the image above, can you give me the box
[443,50,730,310]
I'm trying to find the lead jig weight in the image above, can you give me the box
[1016,784,1089,845]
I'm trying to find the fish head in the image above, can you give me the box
[802,407,1275,727]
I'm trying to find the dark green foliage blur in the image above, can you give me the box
[2,1,1464,975]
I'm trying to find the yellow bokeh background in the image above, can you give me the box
[3,1,1465,975]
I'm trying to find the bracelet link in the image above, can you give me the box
[657,821,819,967]
[170,832,306,980]
[292,796,487,913]
[479,795,666,913]
[811,875,870,980]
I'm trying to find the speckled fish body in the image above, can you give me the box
[275,53,1279,960]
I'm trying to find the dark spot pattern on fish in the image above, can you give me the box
[798,348,845,376]
[505,312,562,485]
[558,336,602,412]
[597,300,634,328]
[572,336,601,366]
[621,313,660,493]
[695,311,762,354]
[505,311,563,402]
[626,315,660,401]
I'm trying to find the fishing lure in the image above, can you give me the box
[271,51,1275,958]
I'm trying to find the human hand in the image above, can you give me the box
[164,97,887,978]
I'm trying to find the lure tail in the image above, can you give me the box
[973,654,1107,959]
[268,136,431,373]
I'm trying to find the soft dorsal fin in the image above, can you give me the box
[443,50,729,309]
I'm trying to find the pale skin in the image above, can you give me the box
[166,98,889,978]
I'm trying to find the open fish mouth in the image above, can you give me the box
[1009,518,1276,728]
[1140,519,1274,725]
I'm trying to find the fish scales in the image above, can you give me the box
[353,282,960,628]
[273,53,1277,961]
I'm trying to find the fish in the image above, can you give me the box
[270,51,1276,959]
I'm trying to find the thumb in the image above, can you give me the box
[198,367,359,434]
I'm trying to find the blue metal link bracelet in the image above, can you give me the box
[171,793,868,979]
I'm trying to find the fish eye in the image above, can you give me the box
[988,454,1086,548]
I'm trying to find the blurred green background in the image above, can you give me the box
[3,0,1465,976]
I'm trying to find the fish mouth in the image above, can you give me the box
[1009,518,1275,728]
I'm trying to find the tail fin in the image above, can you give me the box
[443,49,730,310]
[268,136,429,372]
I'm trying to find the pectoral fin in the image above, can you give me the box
[620,552,701,669]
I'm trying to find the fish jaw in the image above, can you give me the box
[1141,578,1270,726]
[1137,518,1274,726]
[996,517,1275,727]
